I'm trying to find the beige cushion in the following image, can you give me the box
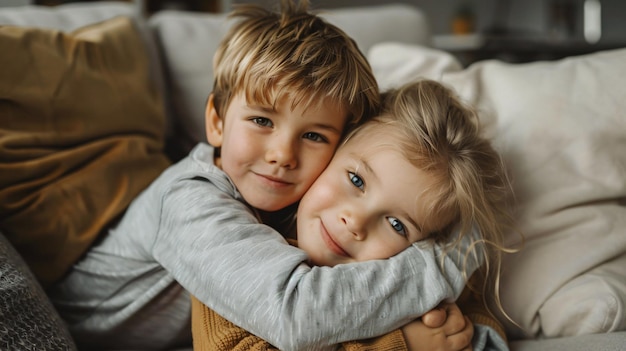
[369,43,626,339]
[0,17,170,287]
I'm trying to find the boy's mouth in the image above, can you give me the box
[319,220,349,258]
[255,172,292,188]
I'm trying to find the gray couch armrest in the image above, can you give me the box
[510,331,626,351]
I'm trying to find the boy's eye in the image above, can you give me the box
[348,171,364,191]
[303,132,328,143]
[251,117,273,127]
[387,217,407,237]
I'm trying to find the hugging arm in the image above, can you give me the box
[154,178,481,351]
[190,296,483,351]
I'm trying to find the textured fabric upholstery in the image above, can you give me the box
[0,232,77,351]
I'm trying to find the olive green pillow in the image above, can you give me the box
[0,17,171,287]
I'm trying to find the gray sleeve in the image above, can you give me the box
[153,178,481,351]
[472,324,510,351]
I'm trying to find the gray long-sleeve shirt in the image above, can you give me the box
[49,143,480,351]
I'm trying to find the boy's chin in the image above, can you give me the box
[245,197,288,213]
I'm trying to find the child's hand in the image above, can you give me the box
[401,303,474,351]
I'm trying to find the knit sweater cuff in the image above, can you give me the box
[342,329,408,351]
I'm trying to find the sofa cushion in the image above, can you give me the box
[0,16,171,287]
[369,43,626,339]
[539,253,626,336]
[0,1,171,154]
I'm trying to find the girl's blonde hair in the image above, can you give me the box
[212,0,379,131]
[349,79,516,319]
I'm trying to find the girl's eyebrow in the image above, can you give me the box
[350,154,376,181]
[404,211,423,241]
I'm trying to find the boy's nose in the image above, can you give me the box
[265,137,297,169]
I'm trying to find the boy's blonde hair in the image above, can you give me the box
[212,0,379,131]
[349,79,516,318]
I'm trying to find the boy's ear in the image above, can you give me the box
[205,94,223,147]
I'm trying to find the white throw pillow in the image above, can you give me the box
[369,43,626,340]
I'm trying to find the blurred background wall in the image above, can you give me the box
[229,0,625,43]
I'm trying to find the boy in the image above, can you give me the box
[49,2,479,350]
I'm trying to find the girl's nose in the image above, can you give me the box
[340,210,367,241]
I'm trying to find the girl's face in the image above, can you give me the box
[296,124,440,267]
[206,93,346,212]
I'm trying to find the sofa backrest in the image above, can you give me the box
[0,2,139,30]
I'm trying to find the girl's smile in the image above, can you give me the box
[319,219,350,258]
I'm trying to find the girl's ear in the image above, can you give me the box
[205,94,223,147]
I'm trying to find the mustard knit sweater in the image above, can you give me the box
[191,275,506,351]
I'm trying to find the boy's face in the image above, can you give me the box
[296,125,438,267]
[206,93,347,212]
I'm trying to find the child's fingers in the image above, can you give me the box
[445,316,474,351]
[441,303,467,335]
[422,305,447,328]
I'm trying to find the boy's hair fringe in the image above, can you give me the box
[212,0,380,130]
[355,79,521,325]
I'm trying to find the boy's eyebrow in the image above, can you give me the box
[312,123,342,134]
[246,103,275,113]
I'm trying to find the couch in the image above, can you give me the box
[1,1,625,350]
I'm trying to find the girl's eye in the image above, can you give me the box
[387,217,407,237]
[303,132,328,143]
[251,117,272,127]
[348,171,364,191]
